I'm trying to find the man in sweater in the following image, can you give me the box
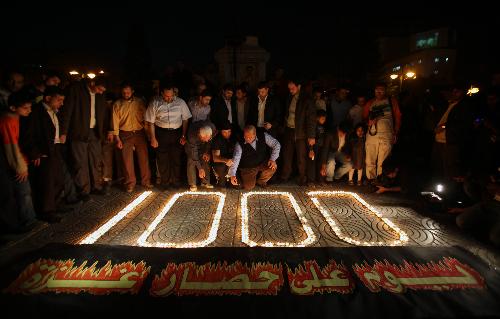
[229,125,281,190]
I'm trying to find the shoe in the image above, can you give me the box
[201,183,214,189]
[126,187,134,193]
[189,185,198,191]
[348,180,354,185]
[257,182,268,189]
[79,194,91,202]
[39,212,62,224]
[142,183,154,189]
[277,177,289,184]
[57,205,78,214]
[171,183,182,189]
[103,181,111,192]
[357,180,363,186]
[92,188,108,196]
[297,177,307,186]
[15,220,46,234]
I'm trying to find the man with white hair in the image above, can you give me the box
[185,120,216,191]
[229,125,280,190]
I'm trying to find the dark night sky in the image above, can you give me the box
[1,3,499,82]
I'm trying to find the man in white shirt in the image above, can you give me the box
[145,85,192,189]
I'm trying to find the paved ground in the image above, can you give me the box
[2,183,499,269]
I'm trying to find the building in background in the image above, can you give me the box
[378,27,456,92]
[215,36,270,88]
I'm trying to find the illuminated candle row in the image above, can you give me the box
[80,191,153,244]
[308,191,409,246]
[81,190,409,248]
[241,191,317,247]
[136,192,226,248]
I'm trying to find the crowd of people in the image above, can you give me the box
[0,67,498,246]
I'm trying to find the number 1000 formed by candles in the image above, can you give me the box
[80,191,408,247]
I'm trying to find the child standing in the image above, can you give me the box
[348,123,366,185]
[307,110,327,183]
[0,92,39,233]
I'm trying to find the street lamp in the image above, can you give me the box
[389,70,416,92]
[405,71,416,79]
[467,85,479,96]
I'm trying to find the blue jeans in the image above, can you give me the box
[12,178,37,228]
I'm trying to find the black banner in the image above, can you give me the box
[1,243,499,318]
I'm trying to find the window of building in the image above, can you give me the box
[416,32,439,49]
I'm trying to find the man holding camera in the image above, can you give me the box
[363,83,401,183]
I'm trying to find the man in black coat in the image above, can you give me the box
[59,77,107,199]
[210,84,237,130]
[247,81,282,138]
[433,82,474,181]
[279,78,316,185]
[29,86,67,223]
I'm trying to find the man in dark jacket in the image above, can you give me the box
[59,77,107,199]
[279,78,316,185]
[30,86,67,223]
[210,84,237,130]
[433,82,474,181]
[247,81,282,138]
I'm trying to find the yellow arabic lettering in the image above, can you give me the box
[362,270,383,291]
[20,264,58,293]
[291,265,350,294]
[384,265,479,289]
[46,271,139,289]
[152,273,177,296]
[179,268,279,291]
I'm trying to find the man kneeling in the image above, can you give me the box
[229,125,280,190]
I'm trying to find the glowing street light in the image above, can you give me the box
[389,69,417,93]
[405,71,416,79]
[467,85,480,96]
[99,70,104,74]
[69,70,79,75]
[87,73,96,79]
